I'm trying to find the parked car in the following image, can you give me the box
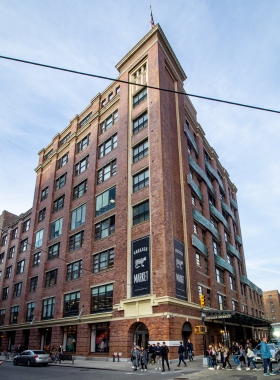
[253,344,280,363]
[269,339,280,348]
[13,350,51,366]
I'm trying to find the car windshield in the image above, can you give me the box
[268,345,275,350]
[33,350,46,354]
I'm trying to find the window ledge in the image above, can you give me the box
[94,209,117,222]
[65,277,82,284]
[92,267,115,276]
[132,185,149,196]
[69,224,85,234]
[197,270,210,279]
[68,246,84,254]
[97,173,118,187]
[94,233,116,243]
[75,167,89,179]
[131,219,150,229]
[76,144,90,157]
[97,146,118,162]
[132,154,149,166]
[132,124,148,137]
[72,192,87,203]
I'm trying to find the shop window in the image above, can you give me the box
[63,326,77,352]
[90,322,110,353]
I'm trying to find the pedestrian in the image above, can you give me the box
[261,337,277,376]
[131,346,140,371]
[209,346,217,370]
[140,347,148,371]
[154,342,161,370]
[58,345,64,360]
[147,343,153,365]
[177,341,187,367]
[208,345,213,370]
[232,342,240,368]
[161,342,170,372]
[131,342,137,368]
[152,343,156,363]
[223,346,232,369]
[217,343,225,369]
[239,345,246,369]
[16,345,21,354]
[246,343,257,371]
[187,339,194,361]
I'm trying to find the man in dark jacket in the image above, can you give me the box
[154,342,161,370]
[187,340,193,361]
[177,341,187,367]
[261,337,276,376]
[147,343,153,364]
[161,342,170,372]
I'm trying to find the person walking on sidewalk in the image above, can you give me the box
[131,346,140,371]
[152,343,156,363]
[154,342,161,370]
[246,343,257,371]
[177,341,187,367]
[232,342,240,368]
[239,345,246,369]
[208,346,217,370]
[223,346,232,369]
[261,337,277,376]
[187,340,194,361]
[161,342,170,372]
[217,343,225,369]
[147,343,153,365]
[140,347,148,371]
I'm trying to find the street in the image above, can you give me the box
[1,361,280,380]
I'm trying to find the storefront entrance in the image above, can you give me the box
[24,330,30,350]
[182,322,192,359]
[90,322,110,353]
[63,326,77,352]
[8,331,15,351]
[40,328,52,352]
[133,323,149,349]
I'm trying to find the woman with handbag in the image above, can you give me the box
[223,346,232,369]
[140,347,148,371]
[131,346,140,371]
[246,344,257,371]
[239,345,246,370]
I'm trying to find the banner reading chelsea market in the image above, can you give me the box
[174,237,188,301]
[131,236,150,298]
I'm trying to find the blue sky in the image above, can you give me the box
[0,0,279,292]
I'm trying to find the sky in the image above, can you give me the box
[0,0,279,292]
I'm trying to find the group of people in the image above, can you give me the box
[131,339,194,372]
[207,337,277,376]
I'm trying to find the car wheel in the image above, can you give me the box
[13,359,18,366]
[27,360,31,367]
[42,363,48,366]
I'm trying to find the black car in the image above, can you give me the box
[13,350,51,366]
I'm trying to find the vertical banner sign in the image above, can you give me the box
[174,237,188,301]
[132,236,150,298]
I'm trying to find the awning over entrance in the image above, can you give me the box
[203,310,271,328]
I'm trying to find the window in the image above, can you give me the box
[91,284,113,313]
[191,195,195,206]
[101,99,106,107]
[218,295,223,310]
[69,231,84,252]
[216,267,224,284]
[30,276,38,292]
[133,88,147,108]
[210,216,218,229]
[133,168,149,193]
[232,300,238,311]
[22,219,30,232]
[207,289,211,307]
[45,269,58,287]
[202,230,206,245]
[50,218,62,240]
[227,253,233,266]
[57,153,69,170]
[271,309,275,313]
[213,240,221,256]
[79,112,92,129]
[26,302,35,322]
[99,134,117,158]
[5,266,12,279]
[44,149,53,161]
[93,248,114,273]
[97,159,117,184]
[38,208,46,222]
[222,210,228,221]
[100,110,118,135]
[41,187,48,201]
[188,145,191,154]
[198,285,203,296]
[53,195,65,213]
[70,204,86,230]
[75,155,89,176]
[2,287,9,300]
[208,193,215,206]
[9,246,15,259]
[220,191,225,202]
[108,92,113,101]
[11,228,17,240]
[33,252,41,267]
[13,282,22,297]
[10,306,19,324]
[0,309,5,325]
[230,276,236,291]
[189,169,193,179]
[16,260,25,274]
[35,229,43,248]
[133,200,149,226]
[66,260,82,281]
[55,173,67,190]
[251,307,254,316]
[59,132,71,147]
[73,179,87,201]
[133,140,148,163]
[19,238,28,253]
[133,112,148,134]
[194,223,198,234]
[269,295,272,299]
[249,289,252,300]
[270,302,274,306]
[95,215,115,241]
[48,242,60,261]
[205,258,208,276]
[95,187,116,216]
[196,253,201,267]
[116,86,120,94]
[224,232,230,242]
[42,297,55,320]
[77,133,91,153]
[64,291,80,317]
[0,252,4,263]
[272,316,276,320]
[114,111,118,125]
[253,291,256,302]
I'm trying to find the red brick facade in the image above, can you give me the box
[263,290,280,323]
[0,25,267,359]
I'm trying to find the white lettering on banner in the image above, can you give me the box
[176,258,183,269]
[133,247,148,255]
[175,248,183,256]
[176,273,184,284]
[135,257,147,269]
[134,271,149,283]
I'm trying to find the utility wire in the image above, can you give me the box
[0,55,280,114]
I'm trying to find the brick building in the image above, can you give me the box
[263,290,280,323]
[0,25,269,359]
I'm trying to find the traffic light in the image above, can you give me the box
[200,295,205,307]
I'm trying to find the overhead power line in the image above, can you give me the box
[0,55,280,114]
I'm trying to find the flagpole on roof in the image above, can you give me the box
[150,5,155,30]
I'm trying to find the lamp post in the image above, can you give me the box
[201,311,208,365]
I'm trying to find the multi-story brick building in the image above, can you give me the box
[0,24,269,359]
[264,290,280,323]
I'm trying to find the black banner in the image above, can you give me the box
[131,236,150,298]
[174,237,188,301]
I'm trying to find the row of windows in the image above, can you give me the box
[101,86,120,109]
[1,219,30,247]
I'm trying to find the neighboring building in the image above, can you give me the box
[0,24,269,358]
[264,290,280,323]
